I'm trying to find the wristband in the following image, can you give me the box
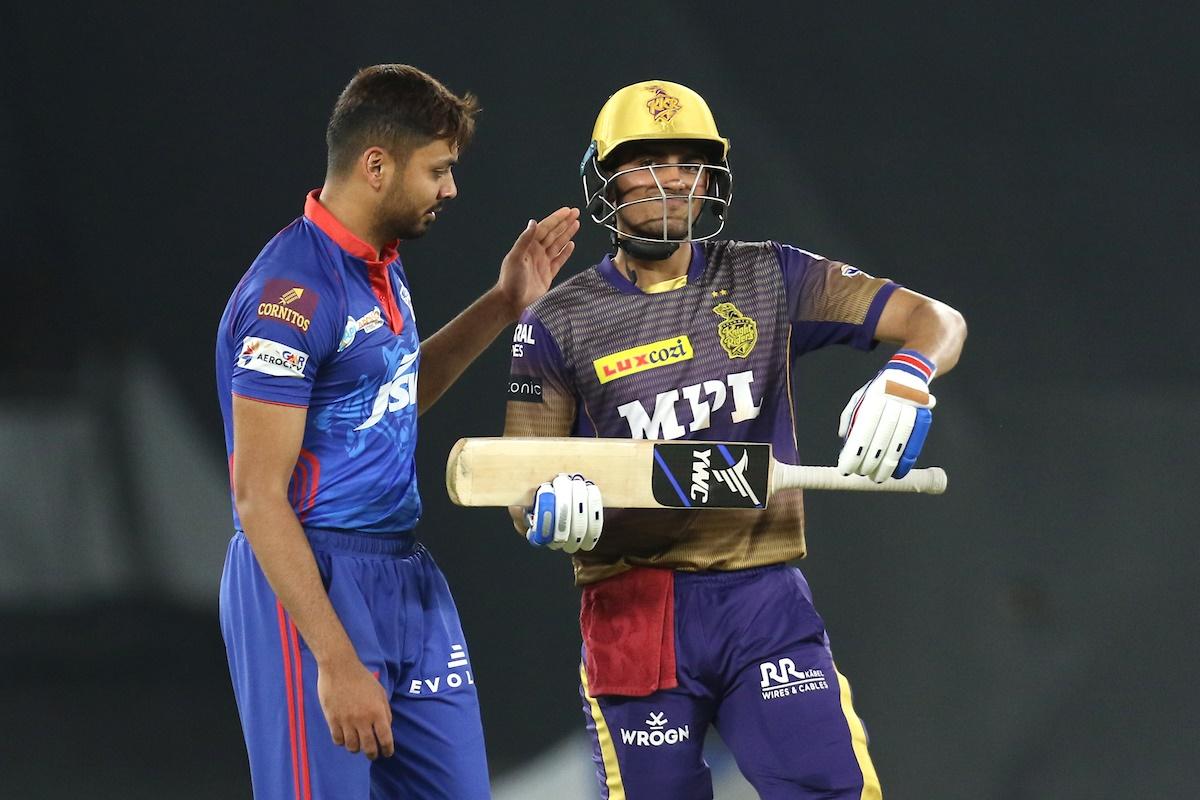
[887,349,936,384]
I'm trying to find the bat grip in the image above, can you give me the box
[772,464,948,494]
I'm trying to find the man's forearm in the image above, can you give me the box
[901,300,968,376]
[238,497,357,667]
[417,288,518,414]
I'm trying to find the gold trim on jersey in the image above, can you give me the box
[834,664,883,799]
[642,275,688,294]
[580,661,626,799]
[712,301,758,358]
[593,335,694,384]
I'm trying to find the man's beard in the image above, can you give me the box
[377,184,440,241]
[622,204,701,241]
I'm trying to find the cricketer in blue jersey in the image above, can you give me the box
[503,81,967,799]
[215,64,579,800]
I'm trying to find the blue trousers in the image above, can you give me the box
[220,529,491,799]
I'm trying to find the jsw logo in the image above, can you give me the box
[356,351,420,431]
[616,370,761,440]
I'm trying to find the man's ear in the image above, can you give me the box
[362,147,387,190]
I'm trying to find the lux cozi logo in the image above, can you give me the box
[617,370,760,440]
[593,336,693,384]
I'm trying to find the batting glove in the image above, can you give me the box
[526,473,603,553]
[837,350,937,482]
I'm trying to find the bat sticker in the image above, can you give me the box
[650,441,770,508]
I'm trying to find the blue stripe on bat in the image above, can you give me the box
[653,447,692,508]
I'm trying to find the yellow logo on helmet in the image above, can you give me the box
[645,85,683,126]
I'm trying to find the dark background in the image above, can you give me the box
[2,2,1196,797]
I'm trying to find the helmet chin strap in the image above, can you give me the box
[613,232,680,261]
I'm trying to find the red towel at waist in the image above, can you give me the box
[580,566,677,697]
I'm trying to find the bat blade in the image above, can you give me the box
[446,437,771,509]
[446,437,947,509]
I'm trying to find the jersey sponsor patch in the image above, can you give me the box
[593,335,693,384]
[257,278,319,333]
[511,322,536,358]
[759,659,829,701]
[355,349,420,430]
[508,375,543,403]
[616,370,762,439]
[237,337,309,378]
[337,306,386,352]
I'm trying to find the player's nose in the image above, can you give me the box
[656,165,696,191]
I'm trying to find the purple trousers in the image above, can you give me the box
[580,564,881,800]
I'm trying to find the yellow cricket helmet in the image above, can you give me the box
[581,80,733,260]
[589,79,730,164]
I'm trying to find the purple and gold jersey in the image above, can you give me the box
[216,191,422,534]
[505,240,896,584]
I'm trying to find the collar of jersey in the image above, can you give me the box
[304,189,399,268]
[597,243,706,295]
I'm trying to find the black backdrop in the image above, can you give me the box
[2,2,1196,797]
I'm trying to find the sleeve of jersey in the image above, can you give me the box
[227,274,340,408]
[774,241,899,355]
[502,309,577,437]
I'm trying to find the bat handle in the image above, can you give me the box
[772,464,948,494]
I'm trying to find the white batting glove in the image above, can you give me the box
[837,350,937,482]
[525,473,603,553]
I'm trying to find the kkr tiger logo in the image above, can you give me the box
[712,302,758,359]
[645,86,682,125]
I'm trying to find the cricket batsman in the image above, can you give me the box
[501,79,967,798]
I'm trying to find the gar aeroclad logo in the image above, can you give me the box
[237,337,309,378]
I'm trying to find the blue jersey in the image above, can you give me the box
[216,191,422,533]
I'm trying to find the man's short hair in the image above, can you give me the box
[326,64,479,175]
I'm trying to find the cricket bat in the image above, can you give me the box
[446,437,947,509]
